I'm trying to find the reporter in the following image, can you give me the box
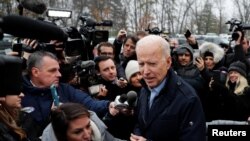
[0,55,28,141]
[21,51,118,138]
[41,103,125,141]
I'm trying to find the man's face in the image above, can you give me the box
[99,46,114,59]
[98,59,117,82]
[242,38,249,53]
[137,43,171,88]
[32,56,61,88]
[123,38,136,58]
[177,51,191,66]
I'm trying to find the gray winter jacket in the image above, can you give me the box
[41,111,126,141]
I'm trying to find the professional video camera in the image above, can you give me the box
[9,9,88,59]
[72,60,101,96]
[226,18,250,41]
[79,16,113,59]
[145,24,163,35]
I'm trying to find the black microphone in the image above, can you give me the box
[127,91,137,107]
[20,0,47,14]
[80,60,95,69]
[0,15,68,41]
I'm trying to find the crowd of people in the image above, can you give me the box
[0,26,250,141]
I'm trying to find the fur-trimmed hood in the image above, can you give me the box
[199,42,225,64]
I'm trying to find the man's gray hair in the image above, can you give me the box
[136,35,170,57]
[27,51,58,76]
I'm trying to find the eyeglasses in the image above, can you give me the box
[100,52,113,56]
[178,53,191,57]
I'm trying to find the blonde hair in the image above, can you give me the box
[225,74,249,95]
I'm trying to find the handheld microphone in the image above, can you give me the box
[126,91,137,107]
[50,84,60,107]
[20,0,47,14]
[0,15,68,41]
[114,94,128,110]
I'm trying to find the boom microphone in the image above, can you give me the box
[20,0,47,14]
[0,15,68,41]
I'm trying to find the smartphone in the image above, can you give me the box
[12,43,23,57]
[184,29,192,38]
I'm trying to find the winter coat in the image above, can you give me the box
[41,111,126,141]
[21,75,110,138]
[134,69,206,141]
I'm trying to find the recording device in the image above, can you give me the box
[80,60,95,69]
[184,29,192,38]
[19,0,47,14]
[145,24,163,35]
[72,60,101,94]
[114,91,137,110]
[226,18,250,41]
[0,15,68,41]
[50,84,60,107]
[114,94,129,110]
[79,16,113,59]
[12,43,23,57]
[126,91,137,107]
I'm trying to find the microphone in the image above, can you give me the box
[0,15,68,41]
[114,94,129,110]
[50,84,60,107]
[80,60,95,69]
[20,0,47,14]
[127,91,137,107]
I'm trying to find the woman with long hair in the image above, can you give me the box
[0,55,28,141]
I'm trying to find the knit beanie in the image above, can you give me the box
[228,61,247,77]
[125,60,140,82]
[0,55,23,97]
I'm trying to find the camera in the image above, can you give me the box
[226,18,250,41]
[145,24,163,35]
[79,16,113,59]
[72,60,101,95]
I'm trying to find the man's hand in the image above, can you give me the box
[116,77,128,88]
[97,85,108,97]
[116,29,127,42]
[186,35,197,45]
[109,102,119,116]
[130,133,147,141]
[195,57,205,71]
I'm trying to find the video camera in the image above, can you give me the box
[72,60,101,95]
[79,16,113,59]
[145,24,163,35]
[226,18,250,41]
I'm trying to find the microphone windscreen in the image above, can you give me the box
[0,55,23,97]
[118,94,128,103]
[127,91,137,107]
[1,15,68,41]
[20,0,47,14]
